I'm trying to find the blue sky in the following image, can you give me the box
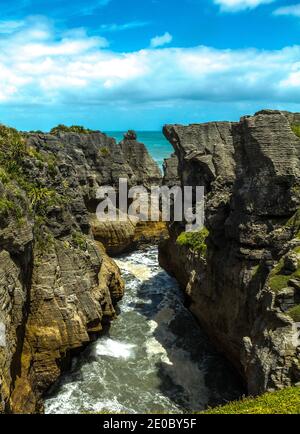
[0,0,300,130]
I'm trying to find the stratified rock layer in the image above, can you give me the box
[159,110,300,395]
[0,128,163,413]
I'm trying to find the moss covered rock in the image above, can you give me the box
[176,227,209,257]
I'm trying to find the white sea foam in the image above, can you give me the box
[45,246,242,414]
[145,337,173,366]
[45,383,79,414]
[90,398,134,414]
[95,338,136,360]
[147,319,158,334]
[115,260,152,281]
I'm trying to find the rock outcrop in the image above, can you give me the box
[0,127,163,413]
[120,132,162,189]
[90,215,167,256]
[163,153,180,187]
[159,110,300,395]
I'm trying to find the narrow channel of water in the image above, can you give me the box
[45,247,243,414]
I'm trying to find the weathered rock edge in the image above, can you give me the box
[159,110,300,395]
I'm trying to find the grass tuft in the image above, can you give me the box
[202,387,300,414]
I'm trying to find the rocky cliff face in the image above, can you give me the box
[0,127,163,413]
[159,110,300,395]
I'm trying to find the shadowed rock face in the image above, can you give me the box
[163,153,180,188]
[0,129,163,413]
[159,110,300,395]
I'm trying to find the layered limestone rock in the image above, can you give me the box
[0,127,162,413]
[10,237,124,414]
[90,214,167,255]
[159,110,300,395]
[0,178,33,413]
[27,130,165,255]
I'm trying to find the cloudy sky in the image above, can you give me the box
[0,0,300,130]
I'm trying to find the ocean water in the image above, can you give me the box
[107,131,174,168]
[44,247,243,414]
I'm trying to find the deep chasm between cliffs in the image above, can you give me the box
[0,111,300,413]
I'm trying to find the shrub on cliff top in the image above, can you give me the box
[0,124,26,174]
[50,124,94,135]
[202,387,300,414]
[176,227,209,256]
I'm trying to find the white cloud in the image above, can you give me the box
[100,21,149,32]
[0,20,25,34]
[0,17,300,108]
[78,0,113,15]
[273,4,300,17]
[214,0,275,12]
[150,32,173,48]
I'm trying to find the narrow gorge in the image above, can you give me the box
[0,110,299,414]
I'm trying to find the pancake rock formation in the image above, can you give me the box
[0,127,164,413]
[159,110,300,395]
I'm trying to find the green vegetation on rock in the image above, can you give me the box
[0,124,64,221]
[291,124,300,138]
[176,227,209,256]
[0,195,23,220]
[0,198,16,215]
[269,274,291,292]
[72,231,88,251]
[27,146,58,176]
[202,387,300,414]
[287,304,300,322]
[269,249,300,293]
[99,147,110,157]
[0,124,27,176]
[50,124,94,135]
[0,167,9,184]
[27,185,58,215]
[286,208,300,239]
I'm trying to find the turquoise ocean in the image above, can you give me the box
[107,131,173,168]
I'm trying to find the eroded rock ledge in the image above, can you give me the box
[0,127,164,413]
[159,110,300,395]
